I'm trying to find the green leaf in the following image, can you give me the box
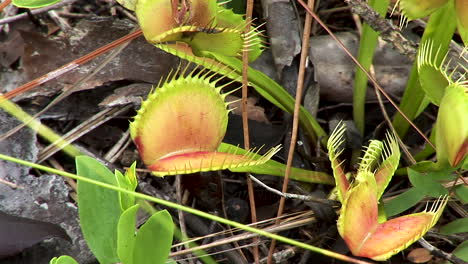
[76,156,120,264]
[454,184,468,204]
[383,187,426,217]
[440,218,468,235]
[115,163,138,211]
[12,0,61,8]
[353,0,390,134]
[408,168,449,197]
[454,240,468,261]
[49,256,79,264]
[117,204,140,264]
[218,143,334,185]
[133,210,174,264]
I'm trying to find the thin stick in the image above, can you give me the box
[242,0,259,263]
[371,66,416,164]
[267,0,314,263]
[0,177,21,189]
[249,174,323,201]
[176,175,195,264]
[296,0,435,149]
[0,29,142,102]
[0,153,374,264]
[0,31,133,141]
[0,0,11,12]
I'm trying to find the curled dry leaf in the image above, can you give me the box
[226,95,271,124]
[407,248,433,263]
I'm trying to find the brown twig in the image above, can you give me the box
[0,29,142,102]
[0,0,11,12]
[175,175,195,264]
[242,0,260,263]
[344,0,418,60]
[267,0,315,263]
[0,30,133,141]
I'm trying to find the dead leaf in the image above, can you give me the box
[4,19,178,101]
[0,212,70,259]
[407,248,433,263]
[226,95,270,124]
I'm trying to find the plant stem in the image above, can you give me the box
[267,0,314,262]
[0,153,372,264]
[352,0,390,135]
[242,0,260,262]
[0,97,82,157]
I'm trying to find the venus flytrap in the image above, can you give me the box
[130,65,281,176]
[417,41,467,169]
[116,0,328,145]
[435,82,468,168]
[129,64,334,184]
[398,0,468,45]
[327,123,448,261]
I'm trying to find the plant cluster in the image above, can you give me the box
[1,0,466,263]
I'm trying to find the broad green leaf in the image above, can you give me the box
[454,184,468,204]
[115,163,138,211]
[76,156,120,264]
[454,240,468,261]
[12,0,61,8]
[49,256,79,264]
[440,218,468,235]
[384,187,426,217]
[117,204,140,264]
[133,210,174,264]
[408,168,449,197]
[353,0,390,134]
[218,143,334,185]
